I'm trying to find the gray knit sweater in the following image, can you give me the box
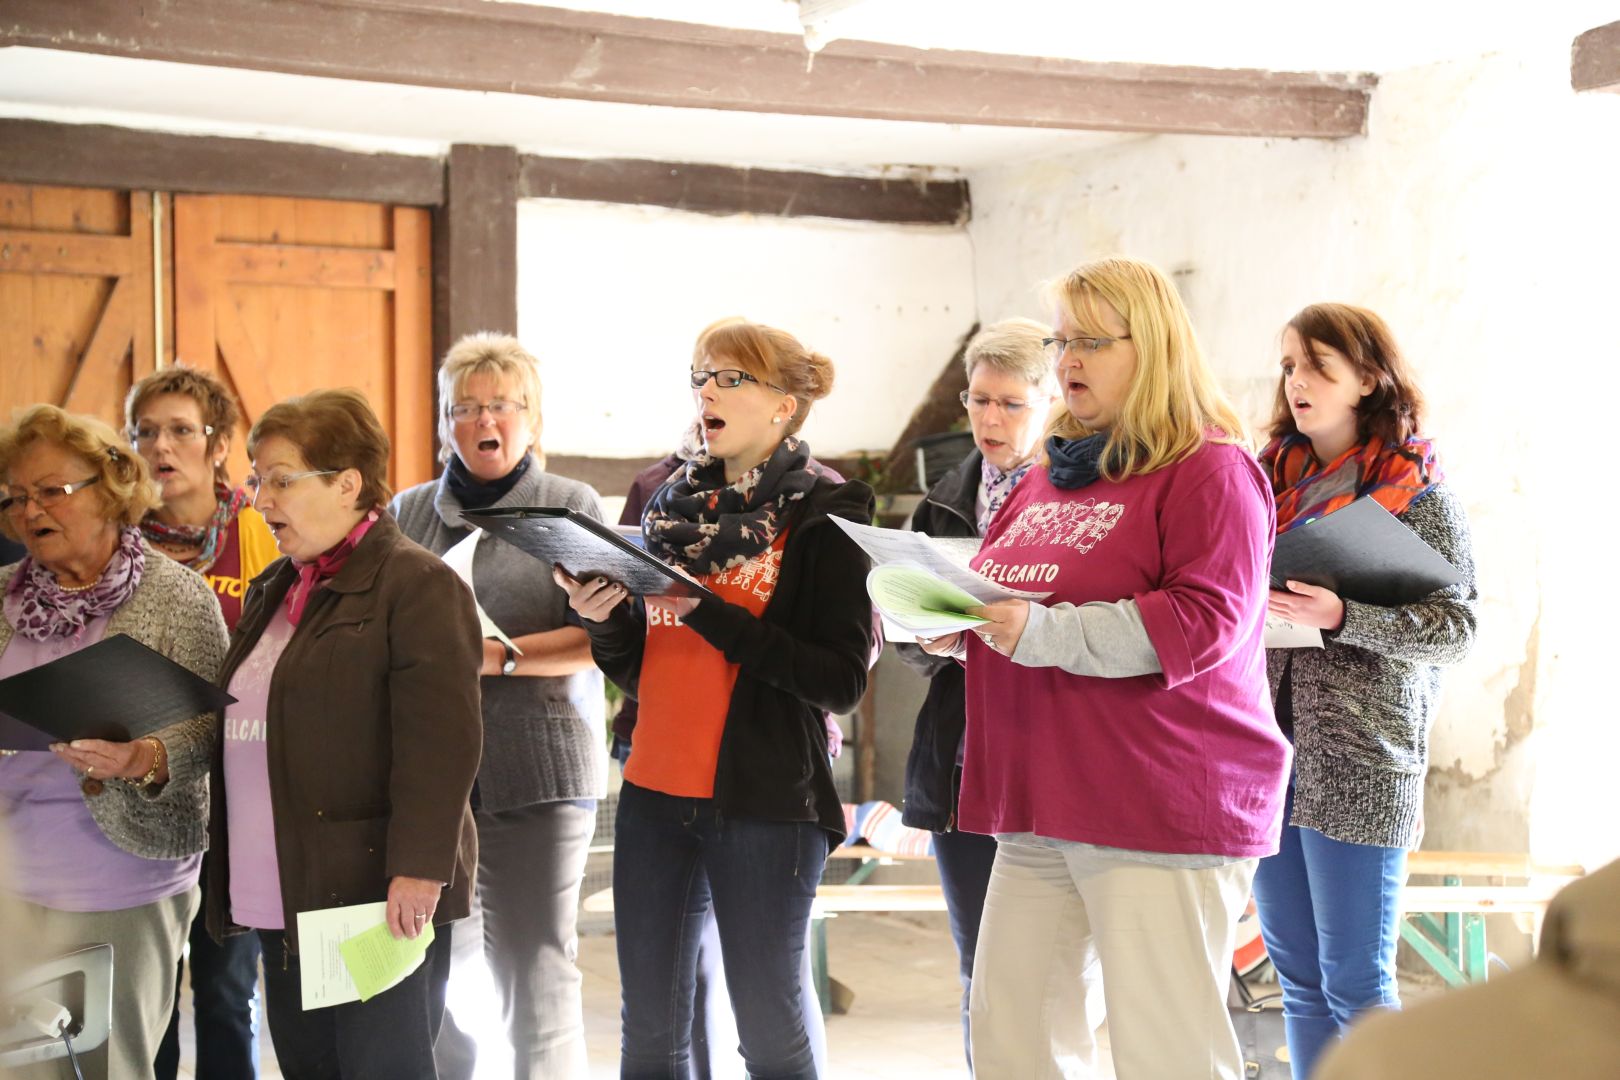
[391,459,608,811]
[0,541,229,859]
[1269,483,1478,848]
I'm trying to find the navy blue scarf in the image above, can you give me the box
[1045,433,1121,491]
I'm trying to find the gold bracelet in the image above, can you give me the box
[131,737,166,789]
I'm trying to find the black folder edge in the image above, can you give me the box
[1270,496,1463,608]
[462,506,720,603]
[0,633,237,751]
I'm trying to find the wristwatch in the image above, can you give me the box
[498,639,517,676]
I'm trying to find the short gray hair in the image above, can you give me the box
[963,318,1058,396]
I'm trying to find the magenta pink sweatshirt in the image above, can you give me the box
[959,441,1292,858]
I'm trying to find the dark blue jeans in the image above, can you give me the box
[154,883,262,1080]
[1251,787,1407,1079]
[614,781,825,1080]
[933,827,996,1073]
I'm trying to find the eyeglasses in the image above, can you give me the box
[689,369,788,395]
[448,400,526,423]
[959,391,1043,417]
[130,422,215,446]
[1042,335,1130,360]
[0,475,101,515]
[243,469,339,500]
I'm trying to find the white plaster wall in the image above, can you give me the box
[516,199,976,458]
[969,43,1620,872]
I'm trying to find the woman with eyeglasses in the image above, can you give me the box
[125,365,279,1080]
[203,389,483,1079]
[0,405,229,1080]
[555,318,874,1080]
[890,317,1055,1072]
[920,257,1292,1078]
[392,333,607,1080]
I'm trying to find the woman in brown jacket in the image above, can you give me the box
[203,389,483,1080]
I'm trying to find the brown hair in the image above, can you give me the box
[692,318,835,437]
[247,389,392,509]
[0,405,159,539]
[125,365,241,485]
[1268,304,1425,446]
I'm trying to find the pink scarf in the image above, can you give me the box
[284,510,379,626]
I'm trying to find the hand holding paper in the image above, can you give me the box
[339,920,436,1003]
[296,902,437,1010]
[867,565,989,638]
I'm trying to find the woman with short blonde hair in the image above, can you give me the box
[395,333,608,1079]
[1,405,228,1080]
[921,257,1291,1078]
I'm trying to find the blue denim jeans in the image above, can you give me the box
[613,781,825,1080]
[1251,788,1407,1079]
[933,827,996,1073]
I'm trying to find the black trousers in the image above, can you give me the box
[257,925,452,1080]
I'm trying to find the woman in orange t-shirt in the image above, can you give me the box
[557,318,873,1080]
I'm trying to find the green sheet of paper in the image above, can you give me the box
[867,564,989,635]
[338,919,435,1003]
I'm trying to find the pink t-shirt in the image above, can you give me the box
[223,606,296,929]
[959,441,1293,858]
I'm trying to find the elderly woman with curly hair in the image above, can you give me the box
[0,405,229,1080]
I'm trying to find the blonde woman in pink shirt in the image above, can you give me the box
[923,257,1291,1078]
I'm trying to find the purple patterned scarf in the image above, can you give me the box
[4,526,146,642]
[643,436,819,574]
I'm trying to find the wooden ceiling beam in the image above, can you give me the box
[2,0,1374,139]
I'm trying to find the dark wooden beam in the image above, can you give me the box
[0,119,444,205]
[432,145,519,370]
[2,0,1374,139]
[520,156,968,226]
[1573,21,1620,92]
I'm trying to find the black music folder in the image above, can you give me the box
[1271,496,1463,608]
[0,634,237,751]
[462,507,719,602]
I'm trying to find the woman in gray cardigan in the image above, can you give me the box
[1252,304,1478,1079]
[0,406,227,1080]
[392,333,606,1080]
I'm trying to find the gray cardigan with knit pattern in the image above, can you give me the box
[1269,483,1478,849]
[0,540,229,859]
[391,459,608,811]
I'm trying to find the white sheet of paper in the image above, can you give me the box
[441,531,522,654]
[295,901,402,1010]
[829,518,1050,603]
[1265,616,1323,649]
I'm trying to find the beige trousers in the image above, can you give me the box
[969,840,1255,1079]
[12,887,199,1080]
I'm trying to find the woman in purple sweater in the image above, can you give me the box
[922,256,1292,1078]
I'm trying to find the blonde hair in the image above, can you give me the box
[436,333,545,464]
[1041,256,1246,480]
[693,318,835,437]
[963,317,1059,398]
[0,405,160,539]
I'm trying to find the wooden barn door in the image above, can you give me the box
[172,194,434,491]
[0,184,159,427]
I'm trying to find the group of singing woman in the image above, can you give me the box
[0,253,1475,1080]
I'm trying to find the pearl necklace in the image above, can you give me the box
[57,579,99,593]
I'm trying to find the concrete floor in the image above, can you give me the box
[176,909,1119,1079]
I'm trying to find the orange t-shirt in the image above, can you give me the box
[626,532,788,798]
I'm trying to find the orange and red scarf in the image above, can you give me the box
[1261,434,1442,534]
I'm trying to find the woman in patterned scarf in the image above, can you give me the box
[125,366,279,1080]
[556,318,875,1080]
[1253,303,1478,1078]
[0,405,228,1080]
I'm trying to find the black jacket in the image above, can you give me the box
[893,450,982,832]
[585,478,875,842]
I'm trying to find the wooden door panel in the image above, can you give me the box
[0,184,156,431]
[173,194,433,492]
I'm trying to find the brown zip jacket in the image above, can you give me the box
[204,512,482,953]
